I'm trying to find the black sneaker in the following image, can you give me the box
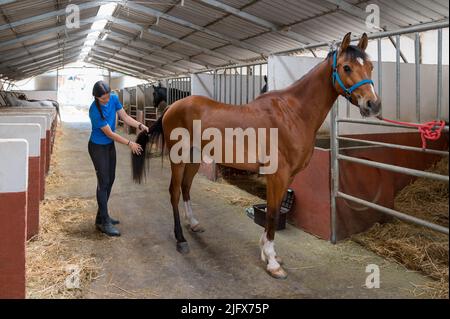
[96,223,121,237]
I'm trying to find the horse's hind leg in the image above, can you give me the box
[181,163,204,233]
[170,162,189,254]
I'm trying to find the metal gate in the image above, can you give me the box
[329,23,449,243]
[211,62,268,105]
[166,76,191,105]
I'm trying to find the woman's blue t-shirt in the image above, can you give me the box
[89,93,123,145]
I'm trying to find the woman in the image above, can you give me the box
[88,80,149,236]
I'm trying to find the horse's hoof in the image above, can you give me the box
[267,267,288,280]
[190,223,205,233]
[176,242,190,254]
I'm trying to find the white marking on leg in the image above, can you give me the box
[260,232,280,271]
[183,200,199,227]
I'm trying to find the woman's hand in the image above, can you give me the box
[139,123,149,133]
[129,141,143,155]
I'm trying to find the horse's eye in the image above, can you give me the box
[343,65,351,73]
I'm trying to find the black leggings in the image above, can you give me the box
[88,141,116,224]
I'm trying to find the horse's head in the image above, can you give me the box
[152,84,167,107]
[332,32,381,118]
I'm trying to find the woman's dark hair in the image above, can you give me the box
[92,80,111,120]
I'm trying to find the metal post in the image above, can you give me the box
[437,28,443,120]
[252,65,256,101]
[246,66,250,104]
[224,69,228,104]
[213,70,217,100]
[330,101,339,244]
[219,72,222,102]
[415,32,421,122]
[396,35,401,120]
[234,68,237,104]
[377,38,383,117]
[240,67,243,105]
[229,68,232,104]
[259,64,262,97]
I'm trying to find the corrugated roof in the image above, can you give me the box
[0,0,448,81]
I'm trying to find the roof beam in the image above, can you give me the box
[90,60,151,80]
[109,16,242,64]
[90,47,175,77]
[1,38,86,68]
[124,2,270,56]
[89,54,164,79]
[198,0,314,44]
[106,29,211,69]
[0,1,101,31]
[19,50,81,73]
[93,43,188,74]
[0,28,92,58]
[1,15,107,48]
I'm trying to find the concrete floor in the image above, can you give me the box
[46,106,434,299]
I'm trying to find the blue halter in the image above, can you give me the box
[332,50,374,102]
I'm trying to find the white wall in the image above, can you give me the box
[268,55,449,135]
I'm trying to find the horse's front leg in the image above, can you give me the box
[260,170,290,279]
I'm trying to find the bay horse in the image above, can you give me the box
[132,33,381,279]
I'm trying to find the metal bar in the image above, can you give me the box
[229,68,232,104]
[240,67,243,105]
[388,36,408,63]
[224,69,228,104]
[338,154,449,182]
[219,73,222,103]
[213,70,217,100]
[415,32,421,122]
[259,64,263,97]
[377,38,383,117]
[437,28,443,120]
[338,136,449,156]
[396,34,401,120]
[252,65,256,101]
[337,192,449,235]
[330,102,339,244]
[234,68,237,105]
[338,117,449,132]
[246,66,250,104]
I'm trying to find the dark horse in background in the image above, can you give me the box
[133,33,381,279]
[152,83,190,111]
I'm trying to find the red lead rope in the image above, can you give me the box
[377,116,446,149]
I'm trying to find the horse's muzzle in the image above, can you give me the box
[360,99,381,117]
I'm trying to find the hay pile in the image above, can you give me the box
[353,157,449,299]
[26,127,103,298]
[26,197,102,298]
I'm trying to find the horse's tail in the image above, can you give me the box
[132,112,165,184]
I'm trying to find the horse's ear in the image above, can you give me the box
[339,32,352,54]
[357,33,368,51]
